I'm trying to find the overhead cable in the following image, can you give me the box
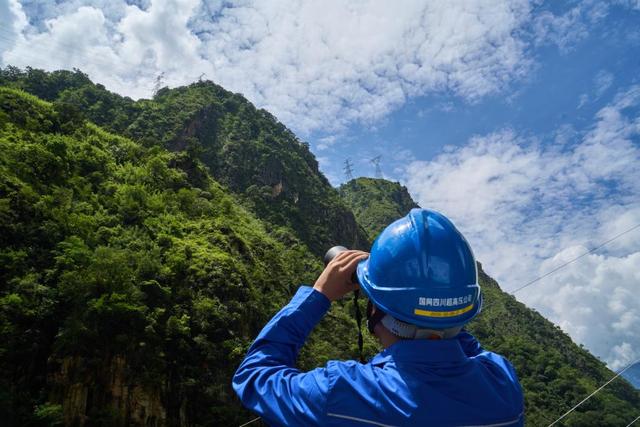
[547,357,640,427]
[508,223,640,295]
[626,414,640,427]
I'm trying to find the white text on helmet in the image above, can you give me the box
[418,295,473,307]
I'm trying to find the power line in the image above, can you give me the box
[17,6,634,426]
[547,357,640,426]
[474,221,640,424]
[481,221,640,314]
[508,222,640,295]
[626,414,640,427]
[235,222,640,427]
[238,416,261,427]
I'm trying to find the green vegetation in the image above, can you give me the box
[1,67,638,426]
[344,177,640,426]
[339,177,419,239]
[0,85,370,426]
[471,271,640,425]
[0,67,369,257]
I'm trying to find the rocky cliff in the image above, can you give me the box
[1,68,639,426]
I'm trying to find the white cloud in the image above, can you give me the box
[116,0,205,73]
[2,0,211,98]
[9,0,633,138]
[316,135,338,151]
[404,85,640,369]
[576,70,617,110]
[532,6,589,52]
[594,70,614,98]
[190,0,536,134]
[528,248,640,371]
[2,0,535,136]
[614,0,640,11]
[531,1,614,53]
[0,0,28,54]
[10,0,135,26]
[577,93,589,109]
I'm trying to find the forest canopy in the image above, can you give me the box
[0,68,638,426]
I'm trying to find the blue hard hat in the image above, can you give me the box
[356,208,482,329]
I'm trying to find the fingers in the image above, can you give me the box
[336,253,368,279]
[332,250,368,267]
[330,249,354,264]
[343,252,368,274]
[316,249,368,301]
[342,253,369,287]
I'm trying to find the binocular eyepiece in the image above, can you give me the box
[324,245,360,284]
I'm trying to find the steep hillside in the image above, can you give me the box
[339,177,419,239]
[2,68,638,426]
[0,67,369,256]
[340,179,640,426]
[0,87,374,426]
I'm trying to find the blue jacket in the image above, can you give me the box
[233,286,524,426]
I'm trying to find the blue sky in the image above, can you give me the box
[1,0,639,387]
[321,3,640,184]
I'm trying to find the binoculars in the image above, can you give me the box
[323,245,359,284]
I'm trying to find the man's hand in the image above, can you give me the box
[313,250,369,302]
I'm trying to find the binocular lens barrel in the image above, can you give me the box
[323,245,348,266]
[324,246,359,284]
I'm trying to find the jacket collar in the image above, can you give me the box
[370,338,469,366]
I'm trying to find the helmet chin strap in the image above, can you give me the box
[380,315,462,340]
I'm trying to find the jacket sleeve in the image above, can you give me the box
[232,286,333,427]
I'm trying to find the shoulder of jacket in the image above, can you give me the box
[325,359,380,384]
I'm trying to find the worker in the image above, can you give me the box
[233,208,524,426]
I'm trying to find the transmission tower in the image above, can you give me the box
[153,72,165,96]
[344,158,355,181]
[370,155,383,178]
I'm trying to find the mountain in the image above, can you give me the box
[1,67,639,426]
[0,67,369,257]
[0,83,373,426]
[339,177,419,240]
[341,178,640,426]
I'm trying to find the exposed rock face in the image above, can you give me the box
[157,91,371,255]
[272,181,284,197]
[51,356,168,426]
[2,68,640,427]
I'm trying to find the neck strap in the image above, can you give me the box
[353,290,365,363]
